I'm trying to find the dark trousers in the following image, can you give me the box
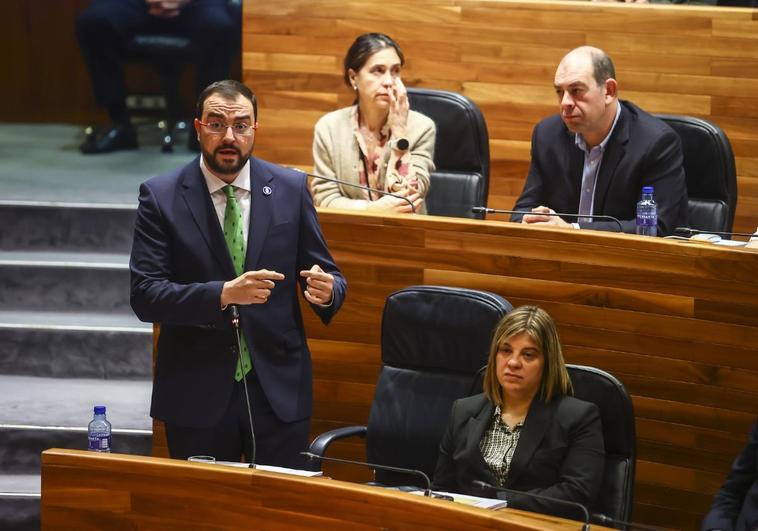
[164,370,312,470]
[76,0,241,121]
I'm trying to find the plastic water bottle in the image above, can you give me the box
[636,186,657,237]
[87,405,112,452]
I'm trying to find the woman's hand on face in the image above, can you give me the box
[387,77,409,137]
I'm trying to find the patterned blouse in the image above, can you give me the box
[479,405,523,487]
[350,106,413,198]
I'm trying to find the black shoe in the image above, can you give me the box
[80,125,138,154]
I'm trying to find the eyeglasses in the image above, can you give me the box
[197,120,259,136]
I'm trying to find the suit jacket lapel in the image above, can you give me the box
[180,159,236,278]
[463,400,498,485]
[505,398,554,488]
[245,158,274,271]
[594,103,630,214]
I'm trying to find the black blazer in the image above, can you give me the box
[433,393,605,519]
[130,156,346,428]
[702,418,758,531]
[512,100,688,235]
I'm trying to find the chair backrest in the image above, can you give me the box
[655,114,737,233]
[366,285,512,486]
[407,88,491,219]
[566,364,636,523]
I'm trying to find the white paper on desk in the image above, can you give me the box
[409,489,508,510]
[214,461,323,477]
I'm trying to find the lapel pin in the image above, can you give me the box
[262,186,272,196]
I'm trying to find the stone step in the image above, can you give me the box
[0,310,151,379]
[0,425,152,475]
[0,375,151,430]
[0,487,40,531]
[0,251,132,313]
[0,200,136,254]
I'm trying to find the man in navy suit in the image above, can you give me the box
[702,418,758,531]
[130,80,346,468]
[512,46,688,235]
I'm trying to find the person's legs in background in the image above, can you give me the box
[76,0,154,154]
[178,0,242,151]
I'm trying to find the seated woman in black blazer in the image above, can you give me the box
[433,305,605,520]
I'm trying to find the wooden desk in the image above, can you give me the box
[41,448,599,530]
[153,210,758,529]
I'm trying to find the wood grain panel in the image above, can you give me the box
[244,0,758,235]
[42,449,599,530]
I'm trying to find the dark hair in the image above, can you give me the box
[195,80,257,121]
[590,49,616,87]
[343,33,404,87]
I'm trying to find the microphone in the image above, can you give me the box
[300,452,451,499]
[472,206,624,233]
[230,305,256,469]
[591,512,667,531]
[290,167,417,213]
[471,480,590,530]
[674,227,756,239]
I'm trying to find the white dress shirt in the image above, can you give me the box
[200,156,252,245]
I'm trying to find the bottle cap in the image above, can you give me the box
[94,405,106,415]
[642,186,654,194]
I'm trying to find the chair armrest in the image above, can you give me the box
[308,425,367,458]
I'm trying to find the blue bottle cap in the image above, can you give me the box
[94,406,106,414]
[642,186,654,194]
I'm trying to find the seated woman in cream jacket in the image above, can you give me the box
[312,33,435,214]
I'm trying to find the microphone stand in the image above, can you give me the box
[290,167,417,213]
[300,452,444,498]
[231,305,256,469]
[472,206,624,233]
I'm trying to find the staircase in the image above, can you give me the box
[0,200,153,530]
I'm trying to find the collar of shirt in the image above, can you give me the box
[200,155,252,195]
[492,405,524,432]
[575,100,622,154]
[200,155,252,245]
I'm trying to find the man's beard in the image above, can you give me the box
[203,144,253,175]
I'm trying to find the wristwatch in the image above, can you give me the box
[393,138,410,151]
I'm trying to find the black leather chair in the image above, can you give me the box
[407,88,491,219]
[308,285,512,486]
[656,114,737,233]
[567,364,636,525]
[123,34,196,153]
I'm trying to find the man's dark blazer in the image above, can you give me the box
[702,418,758,531]
[433,393,604,519]
[512,100,688,235]
[130,156,346,428]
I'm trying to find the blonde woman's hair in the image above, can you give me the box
[482,306,572,407]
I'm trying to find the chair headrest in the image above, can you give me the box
[407,88,490,178]
[381,286,511,373]
[655,114,736,206]
[567,365,636,457]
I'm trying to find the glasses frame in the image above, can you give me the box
[196,119,259,136]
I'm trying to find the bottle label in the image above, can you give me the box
[636,214,656,227]
[88,434,112,452]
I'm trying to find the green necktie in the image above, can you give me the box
[223,185,252,381]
